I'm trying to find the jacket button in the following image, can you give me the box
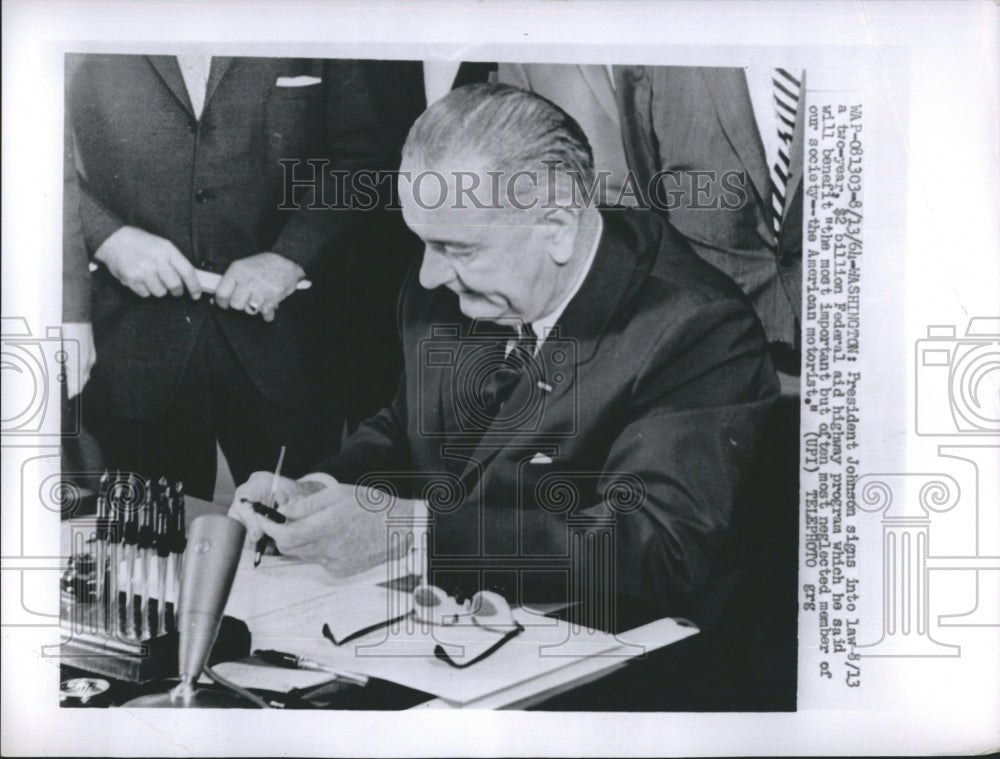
[194,189,209,203]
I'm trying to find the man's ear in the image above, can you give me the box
[542,206,580,265]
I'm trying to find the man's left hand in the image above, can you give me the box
[214,252,305,322]
[253,483,418,578]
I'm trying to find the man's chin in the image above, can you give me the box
[457,295,507,321]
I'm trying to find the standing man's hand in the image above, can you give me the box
[94,226,202,299]
[214,252,304,322]
[61,322,96,399]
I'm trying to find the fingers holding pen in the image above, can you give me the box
[256,491,334,555]
[246,482,394,573]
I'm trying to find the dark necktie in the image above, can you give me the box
[477,324,538,423]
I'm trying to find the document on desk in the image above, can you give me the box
[224,548,698,705]
[222,548,350,625]
[224,547,418,650]
[265,607,698,706]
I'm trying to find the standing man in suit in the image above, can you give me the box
[498,64,804,372]
[497,63,636,207]
[65,54,395,498]
[230,84,778,633]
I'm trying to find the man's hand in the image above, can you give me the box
[61,322,96,399]
[94,226,202,299]
[228,472,325,544]
[214,252,304,322]
[250,483,417,577]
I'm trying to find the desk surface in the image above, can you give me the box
[60,499,702,710]
[60,498,794,711]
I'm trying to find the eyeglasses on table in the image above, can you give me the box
[322,584,524,668]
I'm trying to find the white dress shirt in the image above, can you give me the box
[422,61,463,107]
[177,55,213,119]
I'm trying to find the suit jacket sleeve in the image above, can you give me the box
[62,110,94,323]
[64,53,128,275]
[604,297,776,618]
[521,293,778,626]
[310,374,412,482]
[76,175,126,256]
[309,258,418,480]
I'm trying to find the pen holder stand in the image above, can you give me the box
[59,581,251,683]
[58,596,251,683]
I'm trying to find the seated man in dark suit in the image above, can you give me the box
[230,83,778,635]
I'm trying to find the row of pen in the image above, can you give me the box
[61,472,187,641]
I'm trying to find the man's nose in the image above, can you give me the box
[418,247,454,290]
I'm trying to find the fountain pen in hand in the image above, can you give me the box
[253,446,286,567]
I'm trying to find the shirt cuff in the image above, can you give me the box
[298,472,339,490]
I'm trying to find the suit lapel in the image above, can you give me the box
[455,211,640,483]
[146,55,194,117]
[612,66,657,196]
[578,65,620,128]
[204,56,234,110]
[548,211,639,365]
[701,68,772,212]
[146,55,234,119]
[395,60,429,118]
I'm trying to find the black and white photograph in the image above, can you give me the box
[2,1,998,756]
[56,50,802,711]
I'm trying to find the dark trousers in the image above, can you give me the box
[82,315,324,501]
